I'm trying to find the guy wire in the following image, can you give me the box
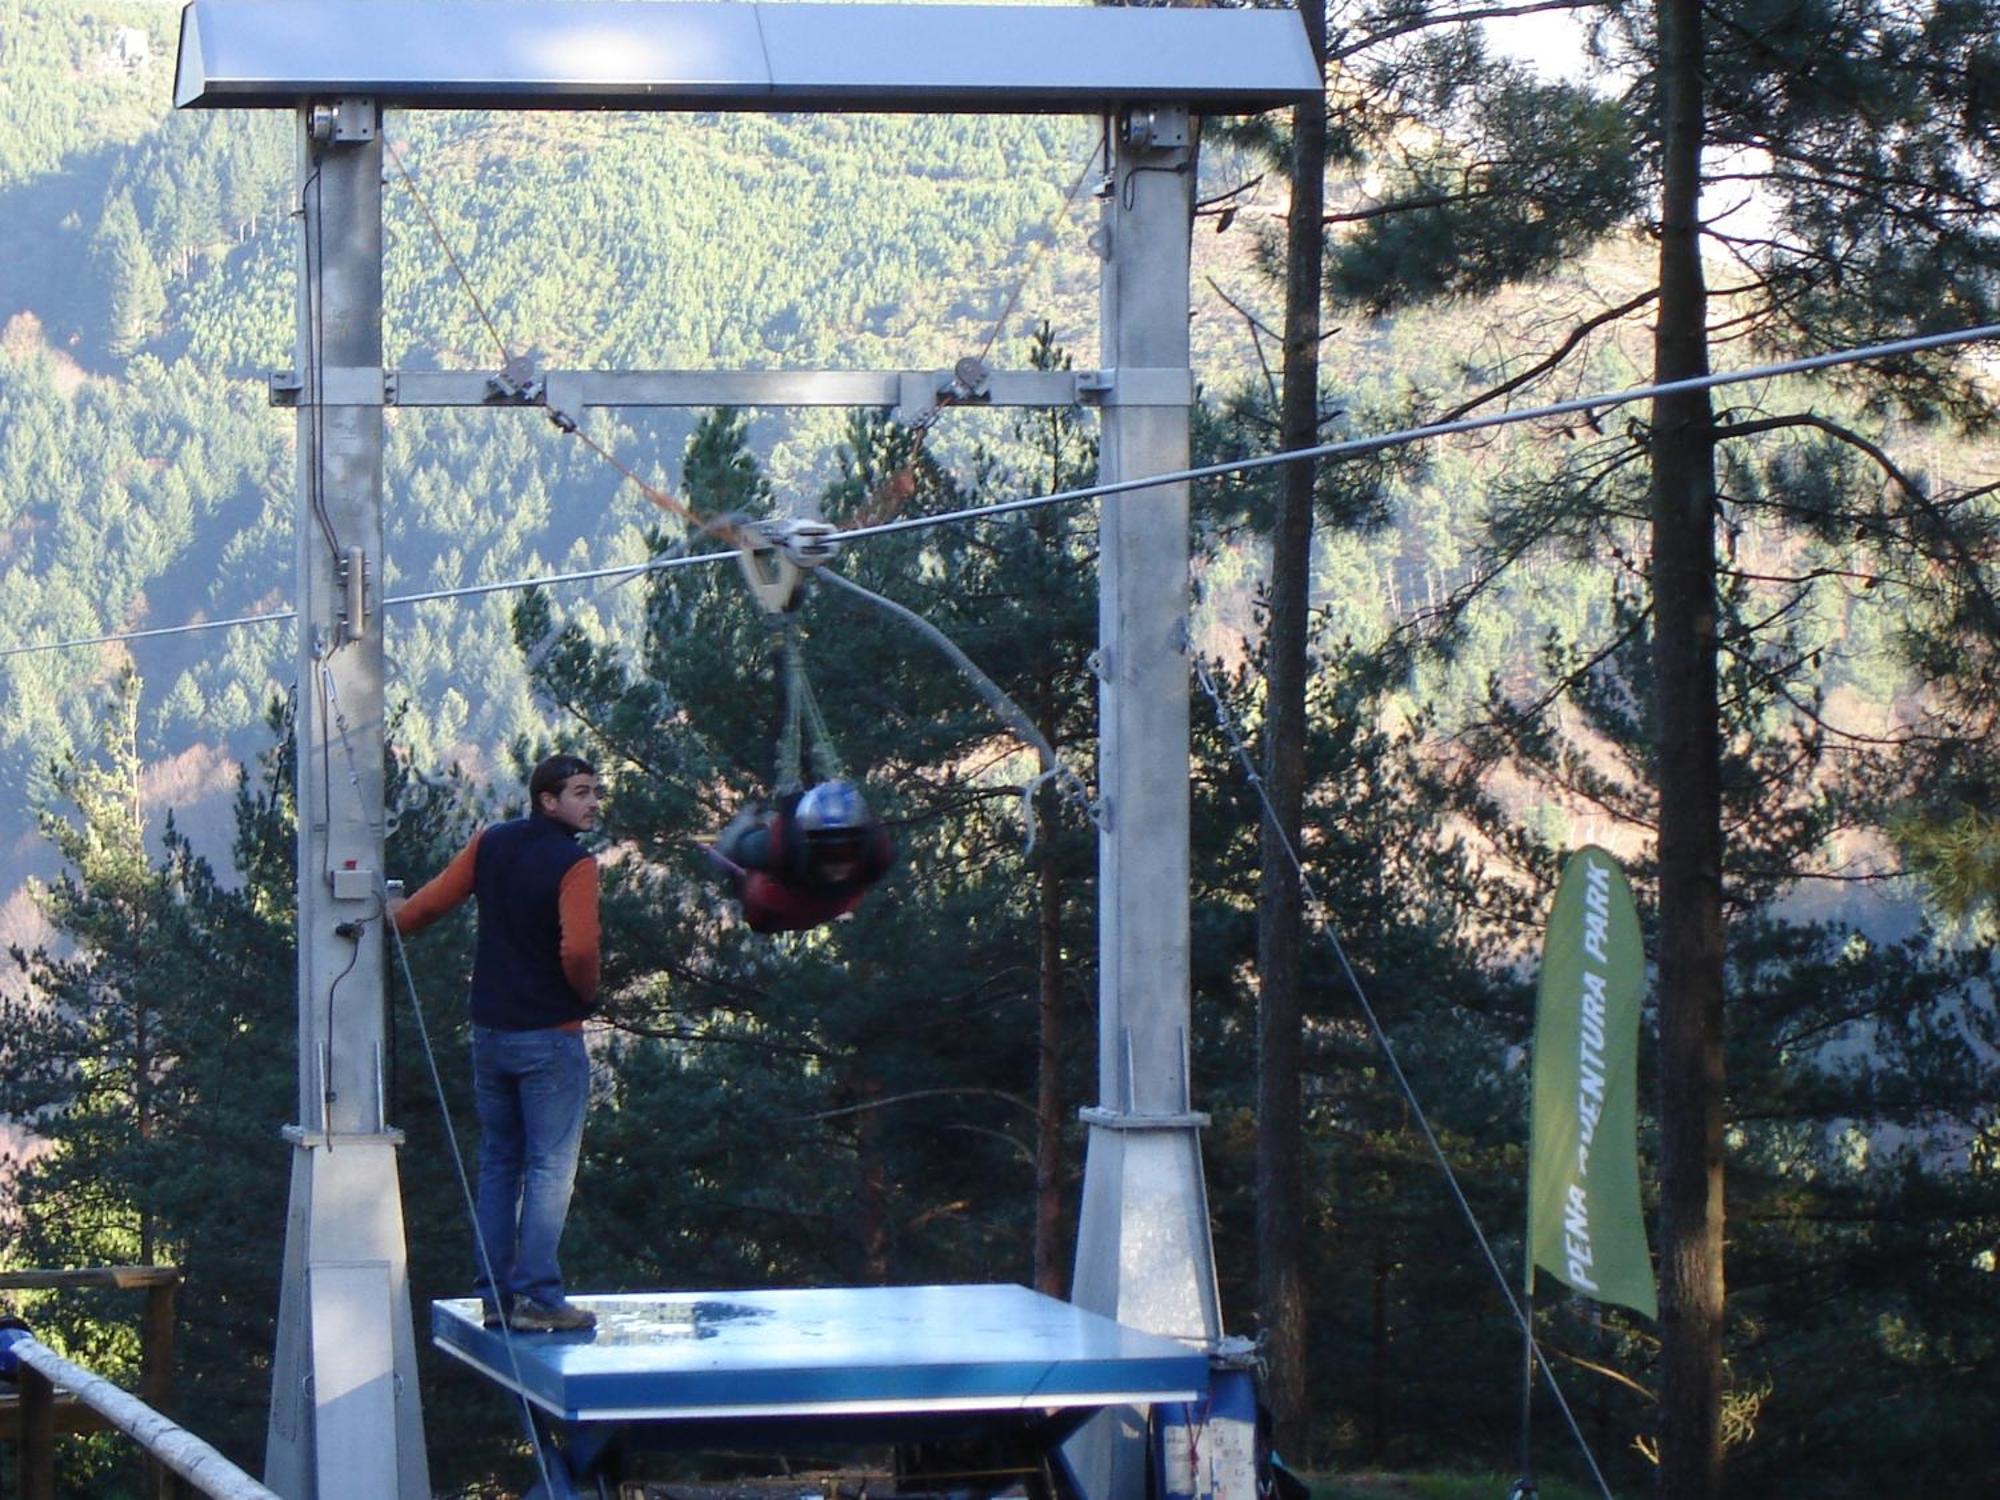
[381,884,561,1496]
[383,128,514,369]
[383,120,734,543]
[1190,653,1618,1500]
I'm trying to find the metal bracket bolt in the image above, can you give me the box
[484,353,544,406]
[946,356,991,404]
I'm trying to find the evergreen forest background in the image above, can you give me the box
[1,3,1996,1498]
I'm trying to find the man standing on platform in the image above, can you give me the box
[392,752,603,1333]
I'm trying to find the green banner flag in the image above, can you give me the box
[1527,845,1657,1319]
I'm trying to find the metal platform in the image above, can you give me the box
[434,1284,1204,1425]
[435,1285,1206,1500]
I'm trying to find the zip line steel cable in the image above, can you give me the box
[1189,653,1620,1500]
[0,552,724,661]
[833,320,2000,545]
[4,319,1998,664]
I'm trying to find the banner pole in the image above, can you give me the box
[1514,1278,1537,1497]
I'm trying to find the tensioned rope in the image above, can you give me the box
[833,320,2000,544]
[380,879,564,1494]
[386,124,1102,544]
[1189,653,1619,1500]
[4,319,1997,664]
[386,126,737,545]
[849,133,1109,531]
[384,134,513,370]
[0,552,724,661]
[976,136,1105,375]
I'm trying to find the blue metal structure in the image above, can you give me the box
[432,1284,1207,1499]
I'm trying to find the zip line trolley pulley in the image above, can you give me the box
[736,517,842,616]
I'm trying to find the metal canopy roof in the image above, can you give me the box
[174,0,1321,114]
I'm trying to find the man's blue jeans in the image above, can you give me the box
[470,1025,589,1309]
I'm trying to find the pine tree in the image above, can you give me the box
[1213,4,1645,1452]
[0,673,296,1477]
[1316,4,2000,1488]
[90,190,165,360]
[1430,572,2000,1494]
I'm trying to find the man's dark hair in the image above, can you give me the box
[530,753,596,808]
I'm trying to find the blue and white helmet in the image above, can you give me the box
[796,779,868,838]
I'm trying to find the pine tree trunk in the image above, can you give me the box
[1257,0,1325,1462]
[1651,2,1727,1493]
[1369,1233,1391,1463]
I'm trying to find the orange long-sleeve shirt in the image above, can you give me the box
[395,826,601,1011]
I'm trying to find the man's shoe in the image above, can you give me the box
[506,1297,596,1333]
[480,1297,511,1330]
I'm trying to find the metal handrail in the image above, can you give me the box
[5,1337,278,1500]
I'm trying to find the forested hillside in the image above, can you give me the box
[0,2,1120,868]
[2,4,1997,1500]
[2,2,1656,884]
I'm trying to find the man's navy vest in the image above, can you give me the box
[470,814,592,1031]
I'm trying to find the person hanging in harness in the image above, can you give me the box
[709,518,894,932]
[713,777,896,934]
